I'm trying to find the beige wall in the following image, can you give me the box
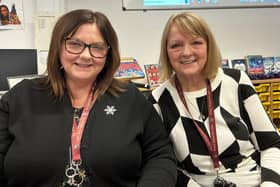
[1,0,279,70]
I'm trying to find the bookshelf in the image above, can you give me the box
[252,78,280,84]
[252,78,280,128]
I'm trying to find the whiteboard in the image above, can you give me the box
[122,0,280,10]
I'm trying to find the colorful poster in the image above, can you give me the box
[0,0,23,30]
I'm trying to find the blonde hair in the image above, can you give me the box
[159,12,222,81]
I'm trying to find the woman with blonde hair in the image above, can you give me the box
[149,11,280,186]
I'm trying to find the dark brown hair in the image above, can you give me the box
[41,9,125,100]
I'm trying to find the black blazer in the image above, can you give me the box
[0,79,176,187]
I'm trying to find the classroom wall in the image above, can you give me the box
[65,0,280,68]
[1,0,280,69]
[0,1,35,49]
[0,0,64,74]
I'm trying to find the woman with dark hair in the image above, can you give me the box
[0,4,10,25]
[0,9,177,187]
[0,4,20,25]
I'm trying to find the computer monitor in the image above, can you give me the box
[0,49,38,91]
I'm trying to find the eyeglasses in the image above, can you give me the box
[64,38,110,58]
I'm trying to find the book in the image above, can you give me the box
[231,59,247,72]
[273,56,280,78]
[245,55,265,80]
[262,57,275,78]
[221,59,230,68]
[114,57,145,80]
[144,64,161,87]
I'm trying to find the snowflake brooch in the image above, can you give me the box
[104,105,117,115]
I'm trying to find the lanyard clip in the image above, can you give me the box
[215,168,219,177]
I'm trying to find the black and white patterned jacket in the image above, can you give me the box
[149,68,280,187]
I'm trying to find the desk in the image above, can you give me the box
[138,87,154,99]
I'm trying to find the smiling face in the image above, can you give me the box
[167,23,207,80]
[0,6,9,17]
[60,23,107,86]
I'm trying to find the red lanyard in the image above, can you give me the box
[71,85,96,161]
[174,76,219,170]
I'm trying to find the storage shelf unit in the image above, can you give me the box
[252,79,280,129]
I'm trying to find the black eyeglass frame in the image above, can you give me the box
[64,37,110,58]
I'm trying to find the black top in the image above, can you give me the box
[0,79,177,187]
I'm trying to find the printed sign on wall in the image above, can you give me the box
[0,0,23,30]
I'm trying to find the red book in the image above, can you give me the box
[144,64,161,87]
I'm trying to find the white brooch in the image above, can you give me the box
[104,105,117,115]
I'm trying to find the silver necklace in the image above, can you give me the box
[198,95,207,121]
[60,108,87,187]
[61,147,87,187]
